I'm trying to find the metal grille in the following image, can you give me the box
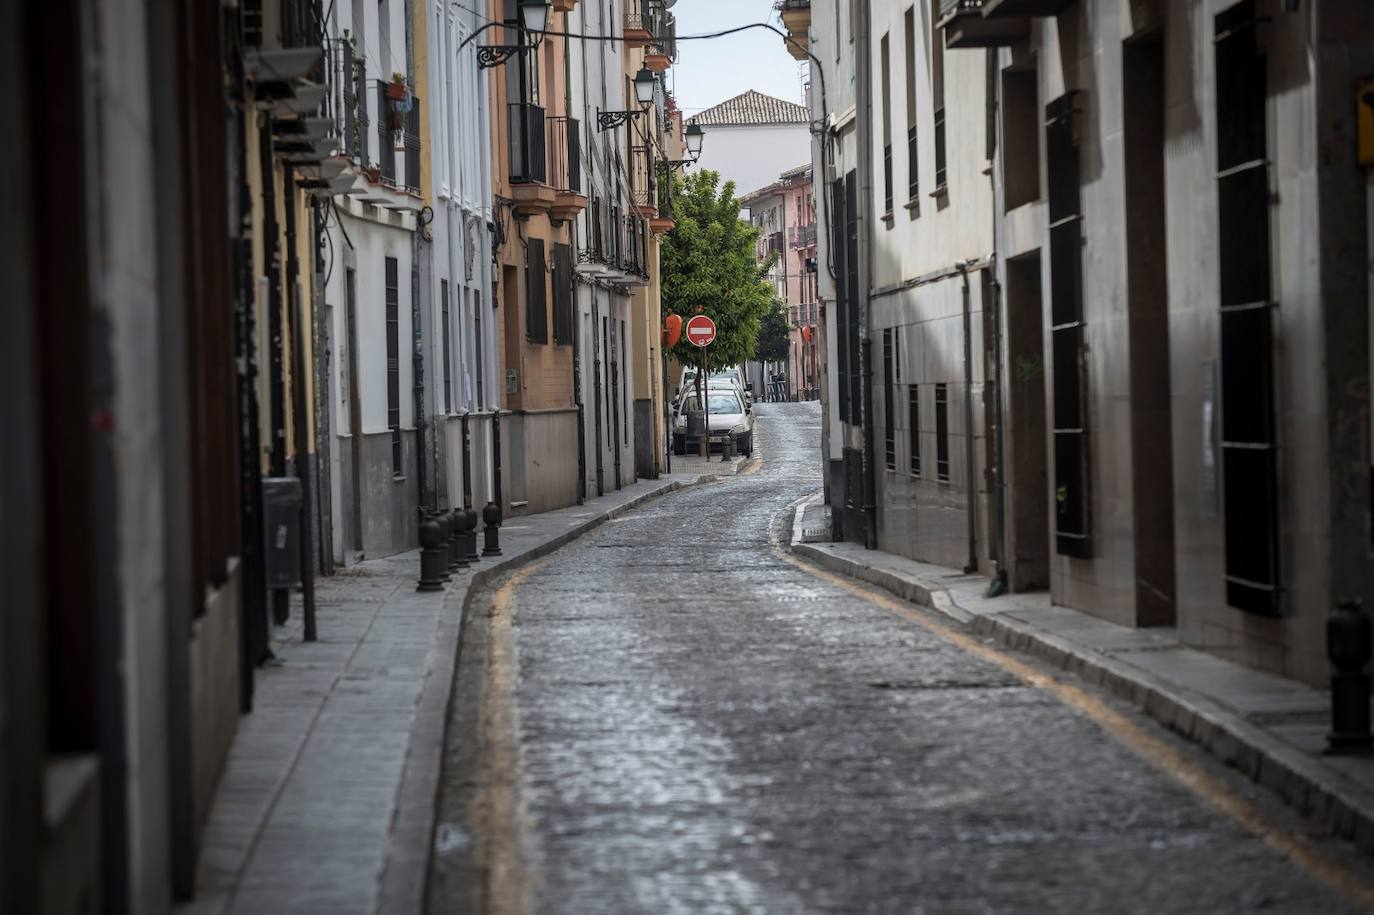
[908,385,921,476]
[935,383,949,481]
[1215,0,1279,615]
[386,256,401,474]
[883,329,895,468]
[1046,91,1089,557]
[546,116,581,194]
[441,279,452,413]
[508,102,547,184]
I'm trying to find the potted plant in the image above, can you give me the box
[386,72,408,101]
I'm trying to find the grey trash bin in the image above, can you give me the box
[262,476,302,589]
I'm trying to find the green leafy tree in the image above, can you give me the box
[756,301,791,364]
[662,169,776,377]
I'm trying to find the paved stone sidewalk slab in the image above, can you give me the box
[788,492,1374,857]
[178,471,728,915]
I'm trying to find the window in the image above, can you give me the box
[525,238,547,343]
[881,33,893,216]
[833,177,850,424]
[1046,92,1089,556]
[904,7,918,200]
[883,328,895,469]
[1002,64,1039,210]
[935,382,949,482]
[474,292,484,410]
[621,320,628,445]
[441,278,452,413]
[552,243,574,344]
[929,0,946,190]
[1215,0,1279,615]
[385,256,402,475]
[908,385,921,476]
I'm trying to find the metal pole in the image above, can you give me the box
[701,341,709,457]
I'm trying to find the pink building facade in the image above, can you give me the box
[744,164,819,401]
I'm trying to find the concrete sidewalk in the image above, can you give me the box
[789,493,1374,857]
[179,470,729,915]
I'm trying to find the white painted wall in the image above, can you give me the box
[691,123,811,200]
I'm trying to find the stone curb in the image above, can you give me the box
[785,494,1374,857]
[379,473,722,914]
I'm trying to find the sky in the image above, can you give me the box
[666,0,810,115]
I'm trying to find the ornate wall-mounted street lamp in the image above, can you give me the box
[685,123,704,159]
[598,67,656,130]
[477,0,549,69]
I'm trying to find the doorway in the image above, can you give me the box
[1005,253,1050,591]
[345,267,365,555]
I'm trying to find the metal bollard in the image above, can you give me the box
[417,515,447,592]
[1328,599,1373,753]
[436,512,453,582]
[448,509,468,572]
[721,433,735,462]
[459,507,481,563]
[482,501,503,556]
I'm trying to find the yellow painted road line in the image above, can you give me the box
[475,560,550,915]
[770,519,1374,910]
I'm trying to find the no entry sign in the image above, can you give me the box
[685,315,717,347]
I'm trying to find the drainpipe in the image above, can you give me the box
[958,259,978,574]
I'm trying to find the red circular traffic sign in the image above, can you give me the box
[685,315,717,347]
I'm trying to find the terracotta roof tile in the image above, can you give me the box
[686,89,809,127]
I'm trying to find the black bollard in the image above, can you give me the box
[448,509,468,572]
[436,512,453,582]
[417,515,447,592]
[1328,599,1373,753]
[459,507,481,563]
[482,501,503,556]
[721,433,734,463]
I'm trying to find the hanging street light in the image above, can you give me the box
[477,0,550,69]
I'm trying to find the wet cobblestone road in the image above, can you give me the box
[428,403,1371,914]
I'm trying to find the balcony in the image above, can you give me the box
[578,197,610,274]
[644,3,676,73]
[630,145,657,218]
[774,0,811,62]
[546,116,587,221]
[508,102,556,215]
[937,0,1029,47]
[788,222,817,248]
[616,214,651,284]
[355,81,420,197]
[623,0,652,47]
[650,162,675,233]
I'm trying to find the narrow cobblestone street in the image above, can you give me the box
[427,404,1374,914]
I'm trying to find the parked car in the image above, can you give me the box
[675,366,751,410]
[672,386,754,456]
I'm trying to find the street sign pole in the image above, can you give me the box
[684,314,717,458]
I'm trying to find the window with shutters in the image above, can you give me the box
[552,243,574,345]
[904,7,918,201]
[1215,0,1279,614]
[909,384,921,477]
[385,256,402,475]
[1046,92,1089,556]
[935,382,949,481]
[525,238,548,344]
[929,0,946,191]
[881,33,893,218]
[441,278,452,414]
[883,328,895,469]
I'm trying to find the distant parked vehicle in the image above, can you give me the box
[672,386,754,457]
[676,365,751,409]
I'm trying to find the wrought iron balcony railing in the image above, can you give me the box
[630,145,656,210]
[372,81,421,192]
[546,115,582,195]
[328,39,369,166]
[508,102,547,185]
